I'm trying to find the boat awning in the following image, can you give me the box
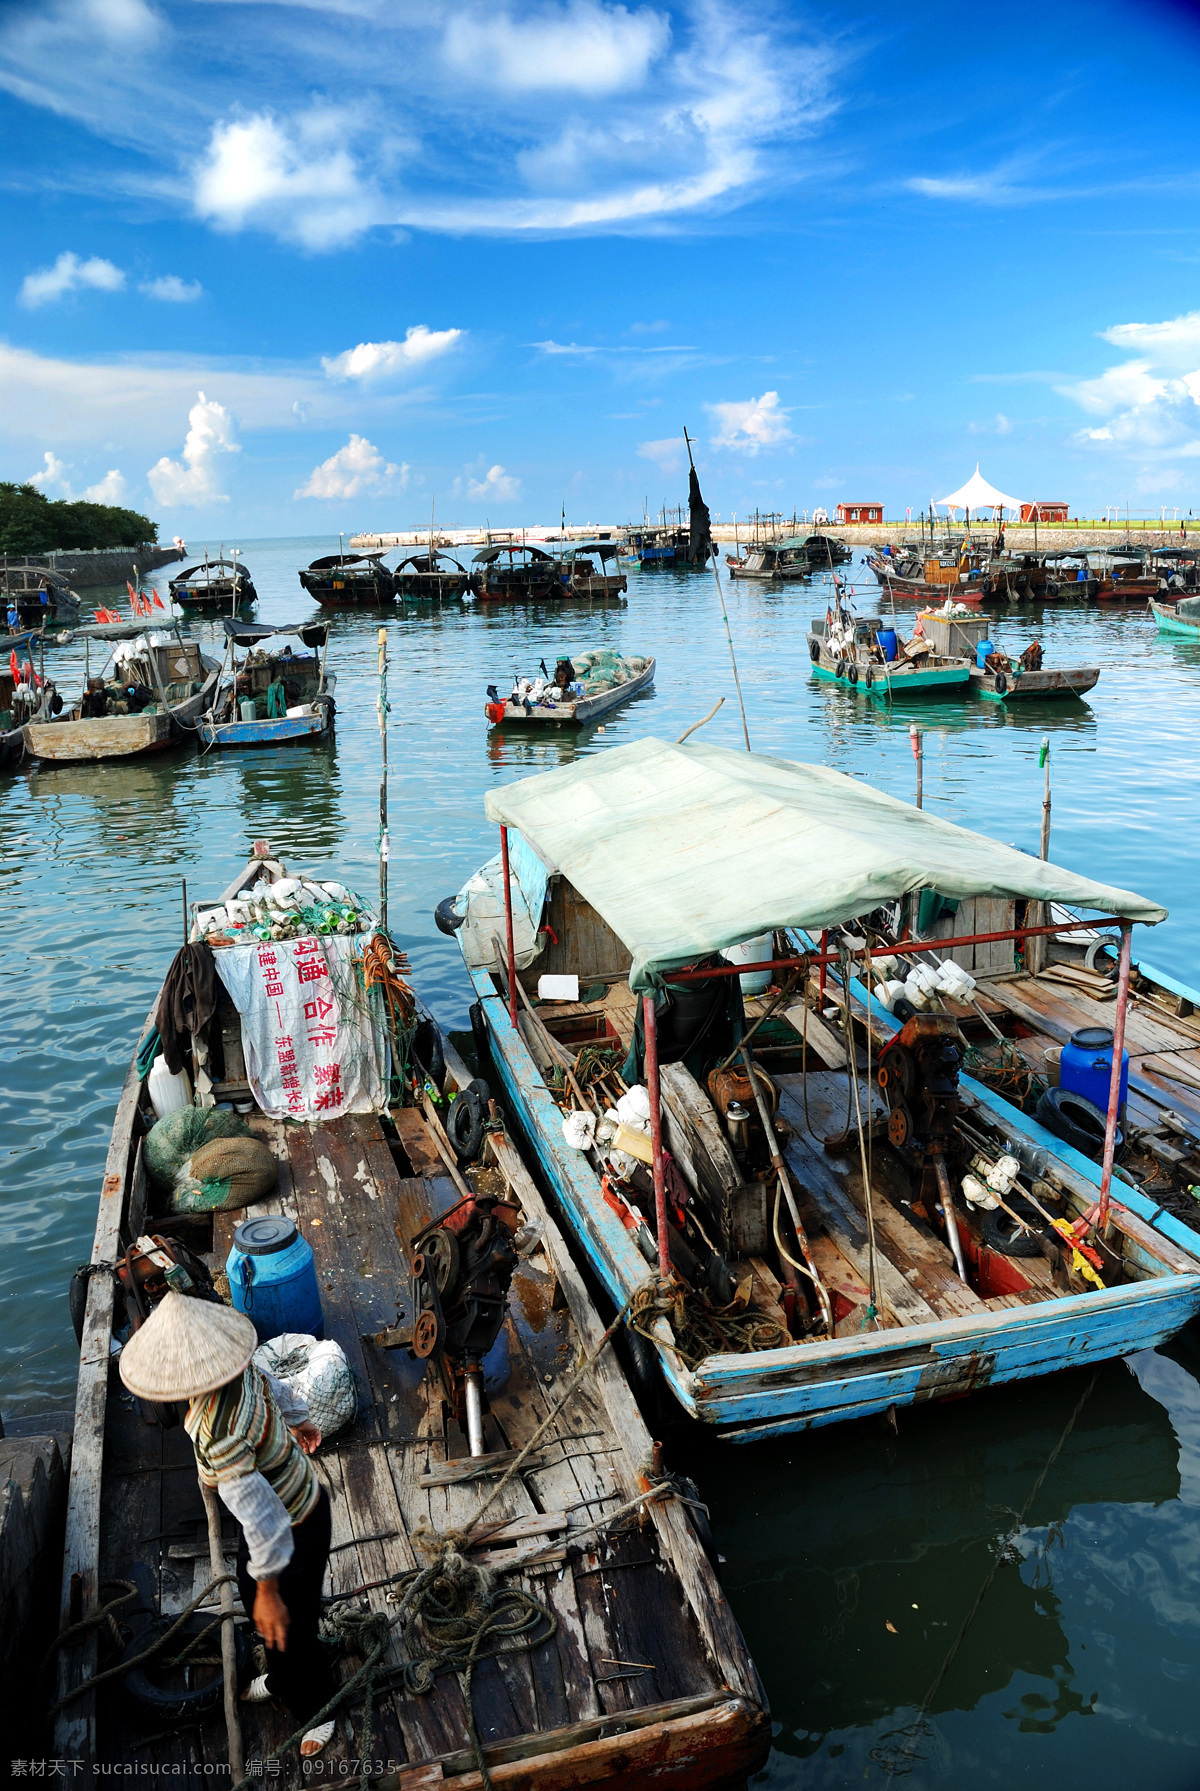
[935,466,1023,515]
[473,545,555,564]
[481,737,1167,991]
[223,618,328,647]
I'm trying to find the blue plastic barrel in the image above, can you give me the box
[226,1215,324,1343]
[976,640,995,667]
[1060,1026,1129,1113]
[878,628,898,661]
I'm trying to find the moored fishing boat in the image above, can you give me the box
[471,543,564,601]
[198,619,335,749]
[169,553,257,613]
[439,738,1200,1443]
[299,552,394,606]
[23,629,219,763]
[808,589,970,699]
[392,550,471,601]
[1,563,82,630]
[51,843,769,1786]
[558,541,628,597]
[1151,592,1200,637]
[726,542,810,582]
[484,650,654,727]
[917,606,1100,702]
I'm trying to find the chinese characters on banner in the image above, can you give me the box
[212,934,387,1119]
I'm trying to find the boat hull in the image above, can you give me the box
[1151,597,1200,637]
[197,708,333,748]
[810,654,969,699]
[469,968,1200,1440]
[969,665,1100,701]
[22,670,218,763]
[488,659,655,726]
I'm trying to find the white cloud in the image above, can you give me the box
[140,274,203,302]
[193,111,377,250]
[28,450,74,496]
[83,468,128,503]
[321,328,462,381]
[1100,311,1200,370]
[294,434,408,500]
[637,437,684,472]
[707,389,791,453]
[19,251,125,308]
[468,464,521,502]
[79,0,161,45]
[147,391,239,507]
[442,2,671,94]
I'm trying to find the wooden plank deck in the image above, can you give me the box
[94,1106,733,1781]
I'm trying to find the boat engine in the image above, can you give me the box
[876,1012,969,1276]
[409,1193,520,1454]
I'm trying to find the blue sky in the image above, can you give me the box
[4,0,1200,538]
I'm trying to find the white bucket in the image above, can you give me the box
[148,1056,193,1120]
[721,932,774,996]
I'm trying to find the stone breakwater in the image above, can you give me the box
[27,545,182,589]
[354,524,1193,554]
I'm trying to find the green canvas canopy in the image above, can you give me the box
[481,737,1166,992]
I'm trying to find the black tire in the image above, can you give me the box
[865,666,873,689]
[1035,1086,1120,1160]
[434,895,465,936]
[69,1267,89,1346]
[808,638,820,663]
[995,672,1007,694]
[469,1000,492,1078]
[981,1202,1044,1257]
[615,1322,664,1429]
[848,663,858,686]
[1046,581,1060,597]
[449,1078,490,1163]
[122,1616,250,1721]
[835,661,845,679]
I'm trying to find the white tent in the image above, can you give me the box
[934,465,1023,518]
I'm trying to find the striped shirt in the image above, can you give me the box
[186,1365,319,1577]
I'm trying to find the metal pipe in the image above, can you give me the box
[642,994,672,1281]
[661,913,1135,983]
[1097,923,1133,1232]
[910,724,923,808]
[377,627,388,930]
[739,1046,834,1332]
[933,1154,969,1285]
[464,1364,485,1456]
[500,826,520,1036]
[818,928,828,1002]
[1040,737,1051,860]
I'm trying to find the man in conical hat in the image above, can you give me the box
[120,1292,336,1757]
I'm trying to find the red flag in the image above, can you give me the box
[151,588,164,610]
[8,649,17,682]
[93,608,119,623]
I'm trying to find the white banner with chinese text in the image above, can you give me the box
[212,934,387,1120]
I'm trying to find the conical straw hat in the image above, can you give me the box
[118,1292,258,1402]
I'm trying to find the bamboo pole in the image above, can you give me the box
[500,826,519,1035]
[642,995,672,1281]
[200,1479,243,1784]
[1097,924,1133,1232]
[377,628,388,929]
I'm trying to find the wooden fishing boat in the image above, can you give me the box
[915,608,1099,702]
[559,543,628,598]
[485,654,654,728]
[23,631,220,764]
[169,554,257,613]
[198,619,334,750]
[52,845,768,1787]
[471,545,564,602]
[1,563,82,630]
[1089,548,1158,603]
[393,552,471,601]
[299,553,395,606]
[726,544,810,583]
[441,738,1200,1443]
[808,601,970,700]
[1148,547,1200,600]
[1151,593,1200,637]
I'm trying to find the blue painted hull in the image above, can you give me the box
[197,711,331,748]
[468,965,1200,1441]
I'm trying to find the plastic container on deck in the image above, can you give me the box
[147,1057,193,1119]
[975,640,996,668]
[1060,1027,1129,1113]
[226,1215,324,1344]
[721,933,774,996]
[239,699,257,723]
[878,628,898,661]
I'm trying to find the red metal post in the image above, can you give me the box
[499,825,519,1036]
[1097,923,1133,1232]
[642,994,672,1282]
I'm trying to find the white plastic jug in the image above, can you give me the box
[148,1056,193,1120]
[721,933,773,996]
[239,699,257,723]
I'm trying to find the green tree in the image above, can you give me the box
[0,482,158,556]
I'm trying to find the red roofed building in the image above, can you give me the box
[836,502,884,524]
[1020,502,1069,523]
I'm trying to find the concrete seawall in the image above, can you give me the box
[21,545,183,589]
[354,524,1191,554]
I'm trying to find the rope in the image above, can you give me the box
[874,1369,1098,1777]
[45,1574,237,1716]
[840,942,880,1321]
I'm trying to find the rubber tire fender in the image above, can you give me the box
[411,1016,446,1093]
[980,1203,1045,1258]
[434,895,466,936]
[834,661,845,679]
[469,1000,492,1079]
[672,1472,722,1577]
[848,662,858,686]
[864,666,873,689]
[449,1077,491,1163]
[121,1617,251,1723]
[994,672,1008,694]
[1035,1086,1121,1160]
[69,1266,90,1347]
[809,638,820,663]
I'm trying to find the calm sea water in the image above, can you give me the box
[4,535,1200,1786]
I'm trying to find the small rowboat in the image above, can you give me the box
[1151,594,1200,637]
[486,655,655,727]
[53,845,769,1787]
[197,619,334,750]
[968,662,1099,701]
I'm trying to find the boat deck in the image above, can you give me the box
[92,1105,759,1783]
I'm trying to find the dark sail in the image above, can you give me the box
[688,462,711,566]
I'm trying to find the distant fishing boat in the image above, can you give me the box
[1,563,82,630]
[619,429,714,570]
[471,543,563,601]
[392,550,471,601]
[726,542,810,582]
[915,607,1099,702]
[439,736,1200,1443]
[558,541,628,597]
[299,552,394,606]
[808,588,970,699]
[484,651,654,727]
[1,638,62,769]
[1151,593,1200,637]
[198,618,334,749]
[168,552,256,613]
[23,628,220,763]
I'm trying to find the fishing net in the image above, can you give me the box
[144,1107,250,1188]
[254,1333,357,1437]
[170,1135,278,1214]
